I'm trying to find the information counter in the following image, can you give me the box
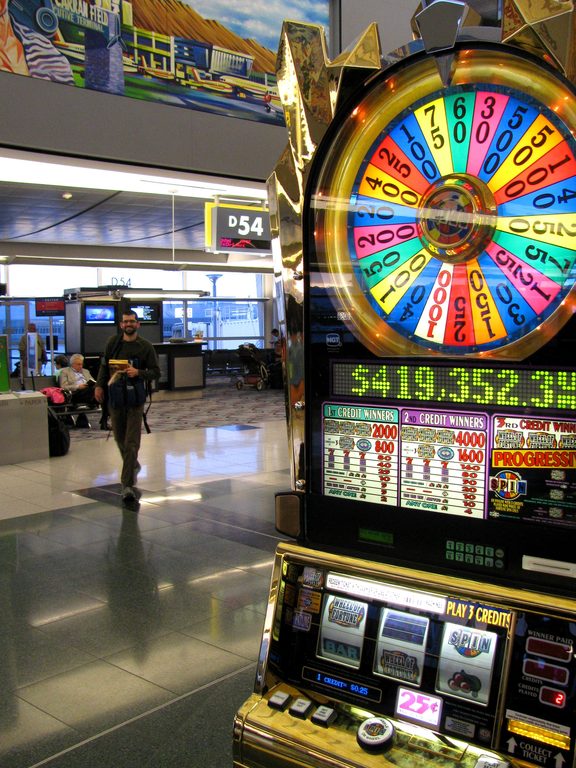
[0,392,49,464]
[154,342,205,390]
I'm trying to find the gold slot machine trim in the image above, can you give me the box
[276,543,576,617]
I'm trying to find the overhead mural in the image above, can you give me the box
[0,0,329,125]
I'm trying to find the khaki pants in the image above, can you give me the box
[110,405,144,488]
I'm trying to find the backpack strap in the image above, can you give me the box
[107,334,124,363]
[142,372,153,434]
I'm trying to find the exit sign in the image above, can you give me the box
[205,203,271,255]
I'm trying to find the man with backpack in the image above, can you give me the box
[95,310,160,503]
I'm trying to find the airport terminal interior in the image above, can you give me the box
[0,387,289,768]
[8,2,576,768]
[0,0,320,761]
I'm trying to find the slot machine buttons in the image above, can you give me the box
[268,691,291,711]
[356,716,395,752]
[289,697,313,719]
[311,705,337,727]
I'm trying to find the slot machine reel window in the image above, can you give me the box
[436,623,498,706]
[317,594,368,669]
[309,46,576,360]
[373,609,429,686]
[287,568,512,739]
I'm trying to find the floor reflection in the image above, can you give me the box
[0,421,288,768]
[106,511,161,664]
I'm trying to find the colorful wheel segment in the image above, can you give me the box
[313,48,576,359]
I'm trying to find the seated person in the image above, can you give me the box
[54,354,69,380]
[59,354,97,427]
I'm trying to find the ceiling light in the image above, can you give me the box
[2,253,274,273]
[0,148,268,202]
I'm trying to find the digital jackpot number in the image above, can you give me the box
[338,363,576,411]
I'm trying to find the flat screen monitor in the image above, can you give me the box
[84,304,116,324]
[129,303,160,324]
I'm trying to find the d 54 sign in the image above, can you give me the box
[205,203,271,254]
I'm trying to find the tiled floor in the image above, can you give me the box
[0,418,289,768]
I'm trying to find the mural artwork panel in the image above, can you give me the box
[0,0,329,125]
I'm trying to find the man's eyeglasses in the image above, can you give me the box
[121,319,138,324]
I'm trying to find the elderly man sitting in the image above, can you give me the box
[59,354,97,427]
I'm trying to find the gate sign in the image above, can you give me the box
[205,203,271,255]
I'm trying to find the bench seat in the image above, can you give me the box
[49,401,103,427]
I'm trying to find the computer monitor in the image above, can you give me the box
[84,304,116,324]
[129,303,161,324]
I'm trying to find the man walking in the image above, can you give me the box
[95,310,160,503]
[18,322,46,375]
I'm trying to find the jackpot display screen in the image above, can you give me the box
[304,45,576,591]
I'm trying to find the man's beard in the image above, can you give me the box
[124,326,137,336]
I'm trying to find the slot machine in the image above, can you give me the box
[234,2,576,768]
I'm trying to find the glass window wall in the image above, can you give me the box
[0,301,65,376]
[164,297,267,349]
[1,266,271,364]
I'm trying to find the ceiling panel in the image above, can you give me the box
[0,182,206,250]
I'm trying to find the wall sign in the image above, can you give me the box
[35,298,66,316]
[205,203,271,255]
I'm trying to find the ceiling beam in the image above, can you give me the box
[0,242,274,272]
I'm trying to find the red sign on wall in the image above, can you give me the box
[35,298,65,316]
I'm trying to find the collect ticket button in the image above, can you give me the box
[311,705,337,727]
[289,697,313,718]
[268,691,291,710]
